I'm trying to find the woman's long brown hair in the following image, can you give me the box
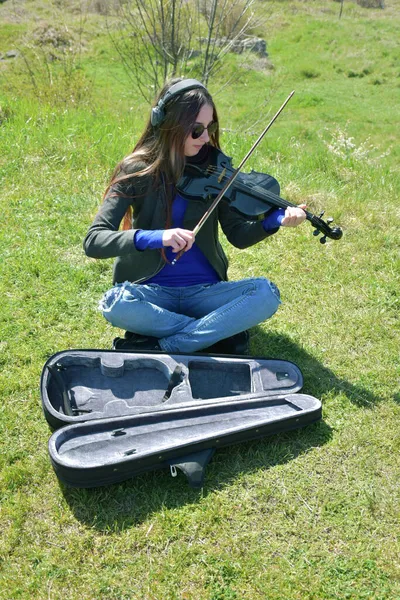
[104,78,221,232]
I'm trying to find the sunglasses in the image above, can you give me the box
[191,121,218,139]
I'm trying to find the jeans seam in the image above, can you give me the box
[163,284,275,346]
[106,299,188,326]
[190,280,257,298]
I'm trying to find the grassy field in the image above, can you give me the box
[0,0,399,598]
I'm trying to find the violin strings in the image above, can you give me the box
[203,165,293,210]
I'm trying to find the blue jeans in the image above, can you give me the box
[100,278,281,354]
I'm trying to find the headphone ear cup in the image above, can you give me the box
[151,79,204,127]
[151,105,165,127]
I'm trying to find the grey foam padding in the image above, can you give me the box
[41,351,304,430]
[188,360,251,399]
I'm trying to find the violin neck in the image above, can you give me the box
[248,183,312,219]
[250,184,289,210]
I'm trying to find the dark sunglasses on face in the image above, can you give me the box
[191,121,218,139]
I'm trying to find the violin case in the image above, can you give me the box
[40,349,322,488]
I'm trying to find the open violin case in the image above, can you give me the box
[40,349,322,488]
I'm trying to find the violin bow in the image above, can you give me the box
[172,91,295,265]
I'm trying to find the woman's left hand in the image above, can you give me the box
[281,204,307,227]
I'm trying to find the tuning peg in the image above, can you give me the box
[313,229,321,237]
[327,217,334,224]
[318,211,325,219]
[320,235,327,244]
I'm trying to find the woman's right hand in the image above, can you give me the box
[162,228,195,253]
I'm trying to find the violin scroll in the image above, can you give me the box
[309,210,343,243]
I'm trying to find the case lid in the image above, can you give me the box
[49,392,321,488]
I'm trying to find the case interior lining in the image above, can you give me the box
[45,354,301,421]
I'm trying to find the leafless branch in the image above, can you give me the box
[108,0,266,100]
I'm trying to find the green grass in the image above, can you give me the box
[0,1,399,598]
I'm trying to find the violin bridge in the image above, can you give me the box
[218,168,226,183]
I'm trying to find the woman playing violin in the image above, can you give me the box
[84,77,306,353]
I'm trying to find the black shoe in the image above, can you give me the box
[201,331,250,355]
[113,330,249,355]
[113,333,161,352]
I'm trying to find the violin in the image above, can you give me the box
[172,91,342,265]
[177,146,343,244]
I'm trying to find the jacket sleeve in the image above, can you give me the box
[83,167,149,259]
[217,200,279,249]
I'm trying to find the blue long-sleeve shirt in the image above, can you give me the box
[134,195,283,287]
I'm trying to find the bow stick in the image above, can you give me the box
[171,90,295,265]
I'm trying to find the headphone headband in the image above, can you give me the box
[151,79,206,127]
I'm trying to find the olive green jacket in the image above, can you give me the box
[83,156,277,284]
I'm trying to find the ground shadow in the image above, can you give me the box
[249,327,386,408]
[62,418,332,530]
[62,327,383,530]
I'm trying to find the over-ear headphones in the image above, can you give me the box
[151,79,206,128]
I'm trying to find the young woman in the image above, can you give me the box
[84,78,306,354]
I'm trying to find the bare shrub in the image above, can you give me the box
[356,0,384,7]
[14,45,92,105]
[332,0,385,7]
[3,21,92,106]
[87,0,127,15]
[108,0,265,101]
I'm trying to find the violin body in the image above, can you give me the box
[177,147,343,243]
